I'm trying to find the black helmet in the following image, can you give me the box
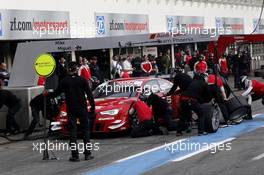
[174,66,183,73]
[193,73,207,81]
[68,62,78,72]
[139,93,148,102]
[199,54,205,61]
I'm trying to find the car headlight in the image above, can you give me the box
[100,109,119,115]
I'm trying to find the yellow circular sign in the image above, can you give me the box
[34,54,56,77]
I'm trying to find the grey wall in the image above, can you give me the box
[0,86,44,130]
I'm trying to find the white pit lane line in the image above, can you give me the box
[115,115,261,164]
[172,137,235,162]
[115,137,236,163]
[115,138,187,163]
[251,153,264,161]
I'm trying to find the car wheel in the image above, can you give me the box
[226,96,249,112]
[129,112,139,129]
[220,76,231,99]
[229,107,247,123]
[223,82,231,99]
[226,96,250,122]
[201,103,221,133]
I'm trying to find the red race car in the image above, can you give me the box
[51,77,176,134]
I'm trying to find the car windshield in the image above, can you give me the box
[93,81,138,98]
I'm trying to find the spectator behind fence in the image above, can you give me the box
[219,54,229,80]
[175,49,182,68]
[207,53,215,72]
[189,50,200,71]
[131,56,142,77]
[194,55,208,74]
[150,57,159,75]
[111,55,122,79]
[162,50,171,74]
[121,55,134,75]
[141,55,153,76]
[57,57,68,83]
[156,52,165,74]
[78,57,91,83]
[89,56,102,85]
[183,50,192,72]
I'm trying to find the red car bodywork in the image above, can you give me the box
[52,77,181,134]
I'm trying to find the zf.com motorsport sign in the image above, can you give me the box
[34,54,56,77]
[0,9,70,40]
[95,12,149,37]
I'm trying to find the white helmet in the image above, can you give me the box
[240,76,251,89]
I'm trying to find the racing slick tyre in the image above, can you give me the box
[225,96,250,124]
[129,112,139,129]
[222,78,231,99]
[201,102,221,133]
[219,74,231,98]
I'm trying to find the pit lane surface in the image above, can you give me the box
[84,114,264,175]
[1,78,264,175]
[143,127,264,175]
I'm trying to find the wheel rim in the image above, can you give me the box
[212,108,220,130]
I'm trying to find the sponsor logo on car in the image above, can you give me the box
[116,80,143,86]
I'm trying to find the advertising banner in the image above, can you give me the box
[215,17,244,34]
[253,18,264,33]
[0,9,70,40]
[166,16,204,33]
[95,12,149,37]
